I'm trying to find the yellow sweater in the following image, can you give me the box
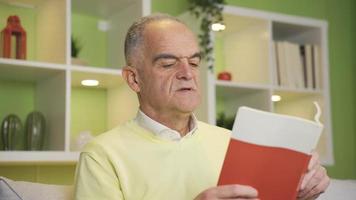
[74,120,230,200]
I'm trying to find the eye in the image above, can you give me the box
[189,58,200,68]
[160,59,177,68]
[162,63,175,68]
[190,62,199,68]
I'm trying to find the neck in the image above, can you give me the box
[139,106,191,136]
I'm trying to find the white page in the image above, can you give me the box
[231,106,323,155]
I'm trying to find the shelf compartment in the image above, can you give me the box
[272,22,322,45]
[216,83,271,126]
[0,0,67,64]
[0,62,66,151]
[272,23,324,90]
[214,13,270,85]
[70,70,138,151]
[71,0,144,69]
[272,90,324,120]
[272,90,330,163]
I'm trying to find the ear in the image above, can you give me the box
[122,66,141,93]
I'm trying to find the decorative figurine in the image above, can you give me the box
[1,15,27,59]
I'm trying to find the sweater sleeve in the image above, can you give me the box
[74,148,124,200]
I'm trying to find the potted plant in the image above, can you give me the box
[188,0,226,72]
[71,36,87,65]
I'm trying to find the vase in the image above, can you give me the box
[25,111,46,150]
[1,114,24,150]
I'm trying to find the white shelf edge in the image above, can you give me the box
[65,69,71,152]
[215,80,271,90]
[272,86,323,94]
[0,58,67,71]
[70,65,122,75]
[0,151,80,163]
[142,0,151,16]
[224,5,327,28]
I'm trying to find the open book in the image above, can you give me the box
[218,104,323,200]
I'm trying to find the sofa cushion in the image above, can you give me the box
[319,179,356,200]
[0,176,73,200]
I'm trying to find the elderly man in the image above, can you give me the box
[74,14,329,200]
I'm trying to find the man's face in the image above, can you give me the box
[136,20,201,116]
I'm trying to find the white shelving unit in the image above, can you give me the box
[0,0,149,163]
[180,6,334,165]
[0,2,334,165]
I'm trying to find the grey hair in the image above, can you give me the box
[124,13,186,65]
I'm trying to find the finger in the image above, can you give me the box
[297,192,320,200]
[298,166,327,198]
[302,174,330,200]
[300,152,320,190]
[300,168,317,190]
[215,184,258,198]
[308,151,320,171]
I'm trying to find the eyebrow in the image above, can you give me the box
[152,52,201,64]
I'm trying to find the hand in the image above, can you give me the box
[297,151,330,200]
[194,184,259,200]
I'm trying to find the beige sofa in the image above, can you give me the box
[0,177,73,200]
[1,176,356,200]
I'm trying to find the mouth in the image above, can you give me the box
[177,87,195,91]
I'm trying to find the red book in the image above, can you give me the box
[218,106,323,200]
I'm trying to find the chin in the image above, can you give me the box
[176,99,200,113]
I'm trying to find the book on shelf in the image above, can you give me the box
[218,105,323,200]
[274,41,322,90]
[287,42,304,88]
[313,45,322,89]
[305,44,314,89]
[275,41,288,87]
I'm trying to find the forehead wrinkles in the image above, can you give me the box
[143,22,199,56]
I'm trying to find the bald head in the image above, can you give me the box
[124,13,189,66]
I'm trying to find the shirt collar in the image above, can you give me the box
[134,109,198,141]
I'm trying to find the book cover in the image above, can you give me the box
[218,105,323,200]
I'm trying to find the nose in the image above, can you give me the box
[176,58,193,80]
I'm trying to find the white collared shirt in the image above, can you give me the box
[134,110,198,141]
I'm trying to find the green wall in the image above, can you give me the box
[152,0,189,16]
[71,13,108,67]
[71,87,108,147]
[0,81,35,148]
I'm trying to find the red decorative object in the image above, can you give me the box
[217,71,232,81]
[1,15,27,59]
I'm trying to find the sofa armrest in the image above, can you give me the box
[0,176,73,200]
